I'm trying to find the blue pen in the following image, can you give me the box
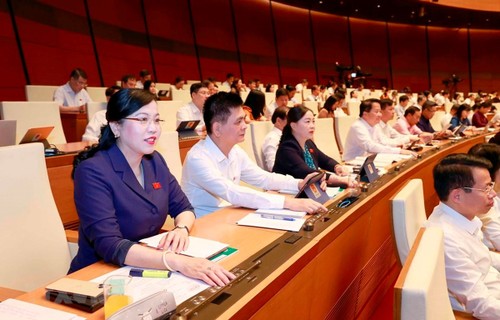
[260,214,296,221]
[129,268,171,278]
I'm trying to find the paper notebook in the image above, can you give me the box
[236,209,307,232]
[139,234,229,260]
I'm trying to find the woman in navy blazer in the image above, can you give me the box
[70,89,234,286]
[273,105,350,187]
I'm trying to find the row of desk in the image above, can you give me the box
[15,134,488,319]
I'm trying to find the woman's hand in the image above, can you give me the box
[334,165,349,176]
[284,197,327,214]
[158,228,190,253]
[169,255,236,287]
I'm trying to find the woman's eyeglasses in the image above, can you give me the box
[123,117,164,126]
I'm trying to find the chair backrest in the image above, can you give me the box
[334,116,357,154]
[157,100,184,132]
[314,118,341,162]
[294,92,302,103]
[303,100,321,113]
[85,86,107,102]
[25,85,59,101]
[171,89,192,104]
[155,82,171,91]
[249,121,274,170]
[0,143,71,291]
[155,131,182,182]
[0,101,67,144]
[431,110,446,131]
[264,92,275,107]
[394,227,455,320]
[391,179,427,265]
[238,130,257,164]
[347,101,360,117]
[87,101,107,121]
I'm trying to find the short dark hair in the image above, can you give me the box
[226,73,234,79]
[275,88,288,99]
[417,95,426,104]
[422,100,437,111]
[121,74,136,84]
[285,85,295,92]
[69,68,87,80]
[404,106,420,117]
[399,95,409,103]
[139,69,150,77]
[468,143,500,181]
[203,92,243,135]
[105,85,121,97]
[359,99,380,118]
[433,153,491,201]
[190,82,208,95]
[379,99,394,110]
[174,76,184,84]
[271,106,289,124]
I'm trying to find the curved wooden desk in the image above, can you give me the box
[18,134,487,319]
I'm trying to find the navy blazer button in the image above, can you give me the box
[151,207,158,214]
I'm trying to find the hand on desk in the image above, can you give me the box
[158,228,189,253]
[283,197,327,214]
[168,254,236,287]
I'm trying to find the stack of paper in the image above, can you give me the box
[139,234,228,260]
[0,299,85,320]
[237,209,307,232]
[374,153,412,167]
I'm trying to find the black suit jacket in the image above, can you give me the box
[273,137,340,179]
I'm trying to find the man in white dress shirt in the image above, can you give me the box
[426,154,500,318]
[343,99,415,162]
[135,69,151,89]
[375,99,416,147]
[53,68,92,113]
[262,106,288,171]
[306,85,321,102]
[176,82,210,132]
[394,95,410,119]
[181,92,326,217]
[266,88,289,119]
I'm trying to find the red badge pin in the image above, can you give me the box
[309,148,314,154]
[152,182,162,190]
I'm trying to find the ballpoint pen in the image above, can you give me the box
[260,214,296,221]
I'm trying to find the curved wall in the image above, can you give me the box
[0,0,498,100]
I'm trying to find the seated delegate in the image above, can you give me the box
[273,105,350,187]
[70,89,234,286]
[181,92,327,217]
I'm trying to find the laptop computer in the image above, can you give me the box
[157,90,169,98]
[452,124,467,137]
[176,120,201,140]
[19,126,54,149]
[295,171,330,204]
[0,120,16,147]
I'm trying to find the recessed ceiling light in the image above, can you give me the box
[447,16,451,19]
[377,4,381,8]
[319,1,323,4]
[355,9,358,12]
[486,18,489,22]
[411,11,415,14]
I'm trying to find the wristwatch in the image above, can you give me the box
[173,225,189,233]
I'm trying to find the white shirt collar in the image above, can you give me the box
[439,202,482,236]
